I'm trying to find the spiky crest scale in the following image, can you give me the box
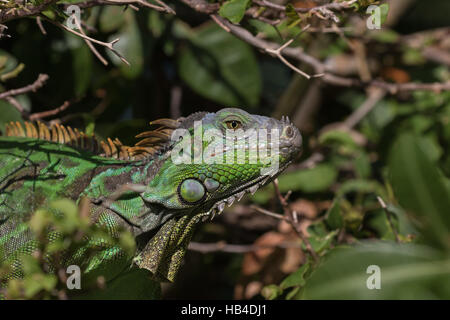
[3,119,180,161]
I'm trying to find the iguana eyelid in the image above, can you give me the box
[225,120,243,130]
[221,115,247,131]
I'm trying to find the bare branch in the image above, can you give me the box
[188,240,302,253]
[36,16,47,35]
[265,31,325,80]
[73,16,109,66]
[210,14,450,94]
[179,0,219,14]
[41,16,130,66]
[0,73,49,100]
[5,96,26,114]
[29,100,72,121]
[253,0,358,14]
[251,205,287,221]
[0,0,58,24]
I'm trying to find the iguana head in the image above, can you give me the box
[134,108,302,280]
[142,107,302,216]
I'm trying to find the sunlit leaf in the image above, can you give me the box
[219,0,251,24]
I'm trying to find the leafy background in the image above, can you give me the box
[0,0,449,299]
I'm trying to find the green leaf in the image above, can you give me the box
[388,133,450,249]
[369,29,399,43]
[354,151,371,179]
[319,130,358,150]
[280,261,311,290]
[0,49,19,76]
[302,242,450,299]
[285,286,301,300]
[285,3,301,28]
[403,48,425,65]
[261,284,282,300]
[278,164,338,193]
[219,0,251,24]
[379,3,389,24]
[119,232,136,257]
[337,179,386,197]
[307,229,338,253]
[177,23,261,107]
[325,200,344,230]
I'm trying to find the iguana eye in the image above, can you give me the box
[178,179,206,204]
[225,120,242,130]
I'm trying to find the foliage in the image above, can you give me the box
[260,94,450,300]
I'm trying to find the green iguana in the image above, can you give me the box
[0,108,302,299]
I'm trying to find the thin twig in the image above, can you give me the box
[265,35,324,79]
[74,16,109,66]
[272,179,319,262]
[41,15,130,66]
[29,100,72,121]
[251,205,286,221]
[61,0,175,14]
[0,0,58,24]
[5,96,27,115]
[202,8,450,93]
[36,16,47,35]
[253,0,358,14]
[377,196,400,243]
[0,73,49,100]
[188,240,302,253]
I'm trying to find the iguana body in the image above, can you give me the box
[0,108,302,299]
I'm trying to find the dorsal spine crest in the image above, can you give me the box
[4,118,181,161]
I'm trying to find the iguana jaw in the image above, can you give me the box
[205,161,292,219]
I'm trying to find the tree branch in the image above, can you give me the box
[0,0,58,24]
[41,15,130,66]
[188,240,302,253]
[0,73,49,100]
[253,0,358,14]
[210,14,450,94]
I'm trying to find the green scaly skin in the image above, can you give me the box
[0,108,302,299]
